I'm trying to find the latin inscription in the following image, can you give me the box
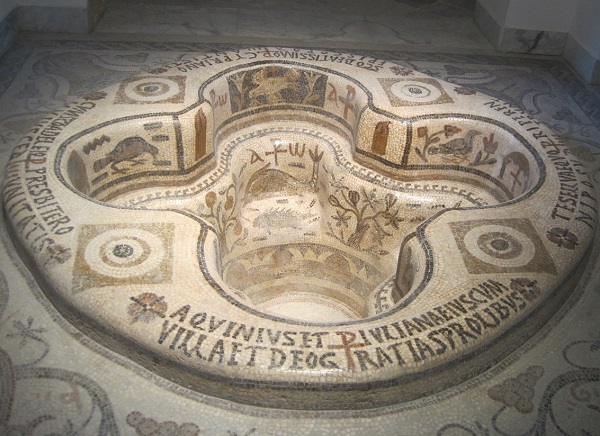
[154,279,535,373]
[169,48,385,73]
[3,101,96,264]
[484,99,597,229]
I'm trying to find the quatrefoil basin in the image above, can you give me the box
[3,48,595,410]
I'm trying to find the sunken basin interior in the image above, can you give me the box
[91,120,506,323]
[64,81,533,324]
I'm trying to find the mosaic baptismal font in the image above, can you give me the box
[3,47,596,410]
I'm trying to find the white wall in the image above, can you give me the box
[477,0,510,24]
[479,0,584,34]
[1,1,15,22]
[480,0,599,49]
[504,0,578,32]
[14,0,86,7]
[1,0,87,22]
[570,0,600,57]
[477,0,600,83]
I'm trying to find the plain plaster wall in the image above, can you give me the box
[1,0,87,21]
[476,0,510,24]
[564,0,600,83]
[569,1,600,57]
[477,0,600,83]
[0,1,15,22]
[478,0,599,52]
[479,0,578,33]
[504,0,577,32]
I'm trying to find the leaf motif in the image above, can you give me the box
[234,96,243,110]
[329,195,342,208]
[304,94,321,103]
[415,148,427,162]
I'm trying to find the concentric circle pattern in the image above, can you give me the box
[84,228,164,278]
[463,224,535,268]
[123,78,181,102]
[391,80,442,103]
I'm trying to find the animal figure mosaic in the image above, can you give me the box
[93,136,170,174]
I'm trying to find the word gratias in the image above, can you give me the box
[156,279,535,373]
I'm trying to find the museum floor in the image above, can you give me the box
[1,0,600,434]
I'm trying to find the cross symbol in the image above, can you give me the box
[338,85,357,120]
[265,140,288,165]
[509,168,524,192]
[328,331,365,372]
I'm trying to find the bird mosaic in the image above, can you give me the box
[93,136,171,174]
[428,129,482,159]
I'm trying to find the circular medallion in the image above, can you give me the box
[463,224,535,268]
[390,80,442,103]
[84,228,164,278]
[123,78,181,102]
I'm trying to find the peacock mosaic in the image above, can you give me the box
[2,47,596,410]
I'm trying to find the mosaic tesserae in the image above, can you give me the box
[2,47,596,410]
